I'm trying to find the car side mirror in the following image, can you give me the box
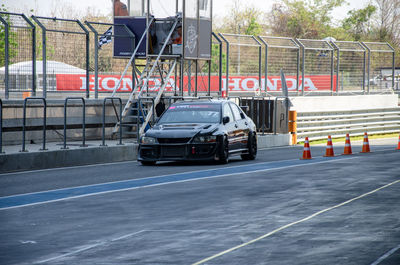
[222,116,230,124]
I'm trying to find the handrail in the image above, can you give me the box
[111,17,155,97]
[137,97,155,141]
[0,99,3,154]
[62,97,86,149]
[101,97,123,146]
[20,97,47,152]
[138,19,179,98]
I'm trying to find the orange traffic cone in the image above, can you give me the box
[361,132,371,153]
[397,133,400,150]
[301,137,312,160]
[342,134,352,155]
[324,135,335,157]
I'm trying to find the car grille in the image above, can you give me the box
[161,146,186,157]
[157,138,191,144]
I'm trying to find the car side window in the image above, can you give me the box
[223,103,235,123]
[230,103,244,120]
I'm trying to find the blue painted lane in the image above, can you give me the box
[0,156,350,210]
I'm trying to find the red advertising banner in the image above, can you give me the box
[56,74,337,92]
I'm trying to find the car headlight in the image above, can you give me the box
[193,135,217,143]
[141,136,158,144]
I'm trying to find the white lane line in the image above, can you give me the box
[0,157,358,211]
[0,160,139,176]
[34,230,146,264]
[370,244,400,265]
[0,157,307,200]
[192,179,400,265]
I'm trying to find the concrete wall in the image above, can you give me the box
[257,134,291,148]
[290,95,398,112]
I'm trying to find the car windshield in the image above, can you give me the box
[158,104,221,124]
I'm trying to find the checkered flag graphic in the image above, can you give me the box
[98,27,112,49]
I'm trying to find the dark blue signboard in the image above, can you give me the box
[114,17,147,58]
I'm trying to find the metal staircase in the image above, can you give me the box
[111,17,180,141]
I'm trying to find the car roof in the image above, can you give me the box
[172,99,231,105]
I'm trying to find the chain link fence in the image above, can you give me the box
[0,11,397,99]
[362,42,396,93]
[331,41,366,94]
[31,16,89,99]
[259,36,300,95]
[0,12,36,99]
[85,21,135,99]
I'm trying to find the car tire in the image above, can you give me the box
[241,133,257,160]
[219,136,229,164]
[140,161,156,166]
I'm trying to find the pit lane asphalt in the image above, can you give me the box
[0,137,399,265]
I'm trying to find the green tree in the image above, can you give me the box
[0,5,18,67]
[216,0,266,35]
[268,0,346,39]
[342,5,376,41]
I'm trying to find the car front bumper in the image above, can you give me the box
[138,142,219,162]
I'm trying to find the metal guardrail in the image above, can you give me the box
[62,97,87,149]
[296,108,400,142]
[21,97,47,152]
[102,97,123,146]
[137,97,155,141]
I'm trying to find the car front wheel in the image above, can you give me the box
[241,133,257,160]
[218,136,229,164]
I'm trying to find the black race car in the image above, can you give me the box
[138,99,257,165]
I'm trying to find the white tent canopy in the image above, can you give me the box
[0,60,86,75]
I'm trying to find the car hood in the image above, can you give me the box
[145,123,219,139]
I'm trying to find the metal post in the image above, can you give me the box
[0,17,10,99]
[392,49,395,90]
[219,34,230,97]
[302,46,305,96]
[180,58,184,96]
[265,43,268,94]
[331,41,340,94]
[296,39,305,96]
[195,60,198,97]
[188,60,192,95]
[174,61,178,96]
[42,26,47,97]
[92,25,99,98]
[330,49,334,95]
[20,98,47,152]
[226,42,229,97]
[366,45,371,94]
[252,36,262,94]
[208,59,211,96]
[22,14,37,97]
[21,99,28,152]
[77,20,90,99]
[212,32,223,95]
[362,49,366,93]
[0,99,3,154]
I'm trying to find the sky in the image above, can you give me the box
[4,0,373,24]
